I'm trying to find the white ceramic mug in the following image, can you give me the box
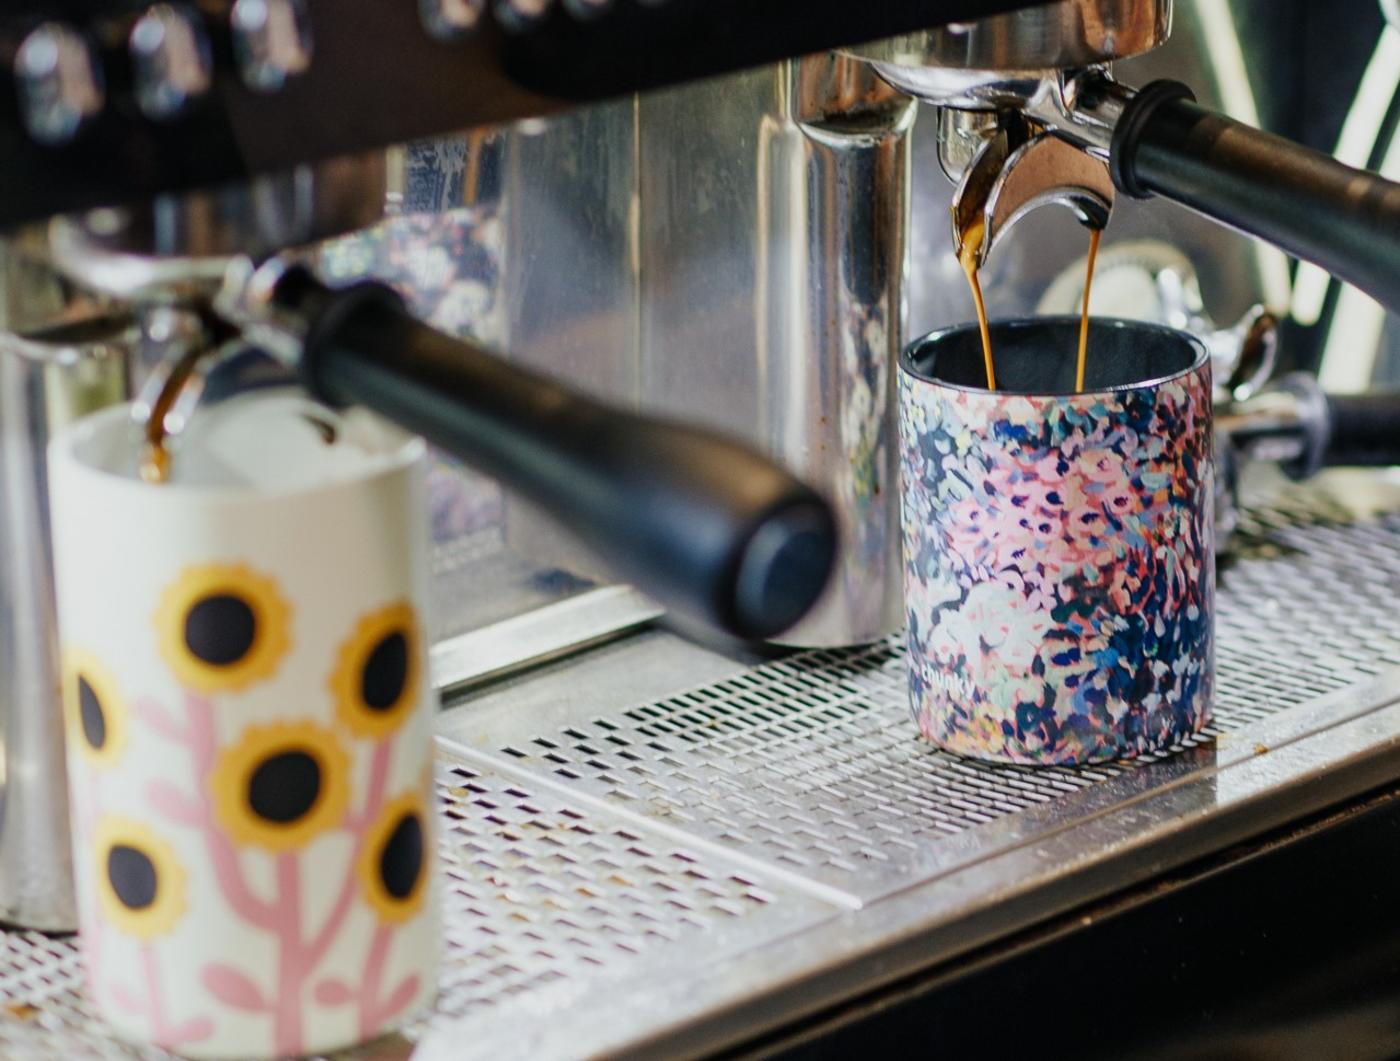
[49,393,439,1058]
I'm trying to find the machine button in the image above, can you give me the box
[15,23,105,146]
[493,0,552,31]
[130,5,214,120]
[421,0,486,40]
[230,0,312,92]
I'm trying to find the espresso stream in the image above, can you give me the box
[138,351,206,484]
[1075,229,1101,393]
[960,223,1102,393]
[958,218,997,391]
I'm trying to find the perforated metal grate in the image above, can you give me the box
[491,488,1400,897]
[0,759,832,1059]
[3,483,1400,1056]
[1214,492,1400,709]
[0,932,106,1057]
[429,762,826,1024]
[499,644,1109,891]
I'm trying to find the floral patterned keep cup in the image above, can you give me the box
[899,317,1214,765]
[47,394,438,1058]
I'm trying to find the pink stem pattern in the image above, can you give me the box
[350,747,425,1035]
[273,853,304,1057]
[134,696,189,743]
[354,924,420,1037]
[164,693,400,1054]
[140,944,175,1043]
[125,944,213,1048]
[184,695,277,926]
[358,924,391,1039]
[308,740,392,965]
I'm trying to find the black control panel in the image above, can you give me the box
[0,0,1038,228]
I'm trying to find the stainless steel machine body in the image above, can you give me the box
[0,282,133,932]
[637,54,914,646]
[1,0,1399,1054]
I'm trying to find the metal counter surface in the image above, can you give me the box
[3,470,1400,1057]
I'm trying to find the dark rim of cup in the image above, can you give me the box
[899,316,1210,399]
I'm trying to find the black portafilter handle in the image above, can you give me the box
[1318,391,1400,471]
[1241,373,1400,481]
[1111,81,1400,313]
[275,272,837,642]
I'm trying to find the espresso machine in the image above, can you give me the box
[4,1,1400,1056]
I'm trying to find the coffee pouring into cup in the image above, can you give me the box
[851,0,1400,311]
[866,0,1400,766]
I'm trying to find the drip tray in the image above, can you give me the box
[8,470,1400,1058]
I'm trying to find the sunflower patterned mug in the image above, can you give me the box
[899,317,1215,766]
[48,393,439,1058]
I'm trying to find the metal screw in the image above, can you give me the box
[131,5,213,120]
[15,23,104,146]
[231,0,313,92]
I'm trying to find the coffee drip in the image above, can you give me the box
[959,221,1103,394]
[958,217,996,391]
[138,348,205,483]
[1075,228,1101,392]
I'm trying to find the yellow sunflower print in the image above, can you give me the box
[93,817,186,939]
[210,721,350,852]
[329,602,423,740]
[61,648,127,767]
[155,564,291,694]
[358,791,430,924]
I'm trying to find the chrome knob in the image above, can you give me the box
[493,0,552,30]
[421,0,486,39]
[14,23,104,146]
[131,5,213,120]
[230,0,313,92]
